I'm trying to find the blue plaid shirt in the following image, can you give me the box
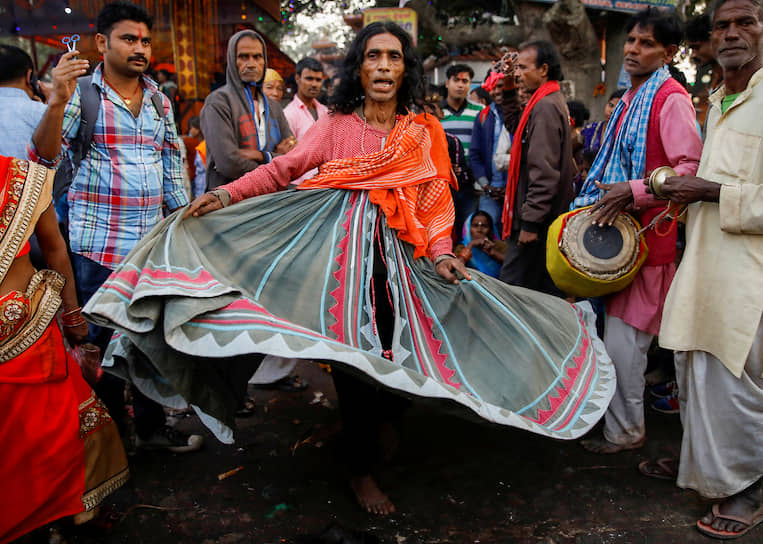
[29,64,188,268]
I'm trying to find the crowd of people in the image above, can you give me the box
[0,0,761,540]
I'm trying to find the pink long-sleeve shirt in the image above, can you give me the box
[220,112,453,260]
[283,97,329,185]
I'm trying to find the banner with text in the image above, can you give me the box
[363,8,418,46]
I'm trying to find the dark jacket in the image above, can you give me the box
[200,29,292,189]
[469,104,501,185]
[512,90,574,234]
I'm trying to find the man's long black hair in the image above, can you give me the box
[329,21,425,116]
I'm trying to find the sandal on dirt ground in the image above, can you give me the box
[638,457,678,481]
[236,396,256,417]
[580,434,645,454]
[696,502,763,540]
[253,374,308,392]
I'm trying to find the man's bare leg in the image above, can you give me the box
[379,421,400,462]
[351,474,396,516]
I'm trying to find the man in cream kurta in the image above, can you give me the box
[657,0,763,538]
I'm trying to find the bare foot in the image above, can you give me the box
[379,422,400,462]
[350,474,396,516]
[697,480,763,539]
[580,435,645,454]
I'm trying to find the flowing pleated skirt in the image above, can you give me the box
[84,188,615,443]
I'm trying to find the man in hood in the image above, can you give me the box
[200,29,295,189]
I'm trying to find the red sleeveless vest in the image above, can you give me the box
[639,78,690,266]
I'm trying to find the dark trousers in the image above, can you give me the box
[452,188,477,242]
[72,252,166,439]
[499,227,565,297]
[332,244,409,476]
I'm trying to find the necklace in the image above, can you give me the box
[104,76,141,105]
[357,107,368,155]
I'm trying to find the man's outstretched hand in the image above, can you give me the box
[184,192,225,219]
[436,256,472,285]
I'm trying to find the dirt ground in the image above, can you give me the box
[17,361,762,544]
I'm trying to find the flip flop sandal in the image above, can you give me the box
[581,434,646,454]
[696,503,763,540]
[638,457,678,481]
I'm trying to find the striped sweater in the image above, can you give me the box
[440,99,483,160]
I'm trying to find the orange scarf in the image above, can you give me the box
[501,80,560,239]
[299,112,456,259]
[196,140,207,166]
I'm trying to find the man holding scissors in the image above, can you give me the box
[30,1,201,454]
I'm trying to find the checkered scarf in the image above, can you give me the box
[572,66,671,209]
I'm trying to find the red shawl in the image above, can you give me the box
[501,80,560,238]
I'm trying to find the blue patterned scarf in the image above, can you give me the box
[573,66,671,209]
[243,84,281,153]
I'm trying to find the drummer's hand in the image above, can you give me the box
[517,229,538,246]
[649,175,720,204]
[184,192,224,219]
[436,256,472,285]
[590,181,634,226]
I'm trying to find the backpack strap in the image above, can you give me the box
[70,75,101,168]
[151,92,165,118]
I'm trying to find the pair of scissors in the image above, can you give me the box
[62,34,81,52]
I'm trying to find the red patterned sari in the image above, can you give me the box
[0,157,128,544]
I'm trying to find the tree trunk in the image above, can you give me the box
[544,0,601,105]
[411,0,602,104]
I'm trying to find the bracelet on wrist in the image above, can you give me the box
[63,318,88,328]
[434,253,456,265]
[62,307,82,318]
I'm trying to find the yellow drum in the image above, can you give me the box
[546,207,648,298]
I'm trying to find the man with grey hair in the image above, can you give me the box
[201,30,307,394]
[648,0,763,538]
[200,29,295,189]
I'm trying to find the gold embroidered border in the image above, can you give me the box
[79,393,114,439]
[0,270,64,362]
[0,160,53,284]
[81,468,130,511]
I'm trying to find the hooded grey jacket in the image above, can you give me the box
[200,30,292,189]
